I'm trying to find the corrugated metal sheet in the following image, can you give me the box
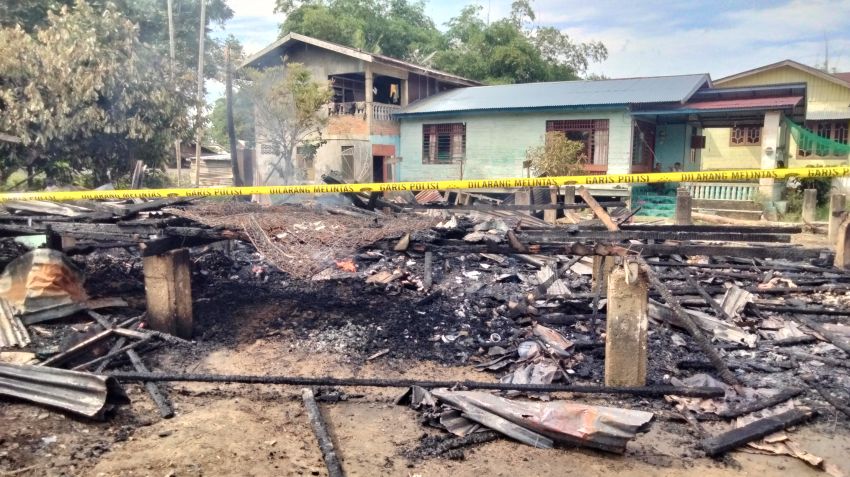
[397,74,710,116]
[0,363,129,419]
[0,297,29,348]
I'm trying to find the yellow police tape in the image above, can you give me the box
[1,166,848,203]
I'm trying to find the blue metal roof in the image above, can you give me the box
[397,74,711,117]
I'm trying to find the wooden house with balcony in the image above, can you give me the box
[243,32,480,186]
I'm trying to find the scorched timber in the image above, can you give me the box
[376,240,829,260]
[107,372,725,398]
[521,231,792,243]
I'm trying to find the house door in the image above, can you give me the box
[372,156,385,182]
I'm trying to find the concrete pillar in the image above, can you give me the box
[802,189,818,223]
[675,187,692,225]
[605,261,648,387]
[829,194,847,242]
[563,186,576,204]
[544,186,558,223]
[759,111,783,201]
[515,189,532,216]
[592,256,616,291]
[364,65,374,132]
[143,249,193,338]
[835,219,850,270]
[400,79,409,107]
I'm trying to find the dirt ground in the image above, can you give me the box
[3,289,849,477]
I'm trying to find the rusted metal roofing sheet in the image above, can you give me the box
[397,74,711,116]
[0,297,29,348]
[0,363,129,419]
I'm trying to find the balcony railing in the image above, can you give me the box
[373,103,401,121]
[684,182,759,201]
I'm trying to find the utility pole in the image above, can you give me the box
[167,0,181,186]
[225,45,243,187]
[193,0,206,187]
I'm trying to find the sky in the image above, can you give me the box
[209,0,850,99]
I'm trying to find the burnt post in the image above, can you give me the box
[675,187,692,226]
[829,193,847,242]
[143,249,193,339]
[802,189,817,223]
[605,261,648,386]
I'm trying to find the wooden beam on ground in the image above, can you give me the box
[302,388,345,477]
[700,409,813,456]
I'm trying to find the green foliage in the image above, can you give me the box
[245,63,333,184]
[0,1,197,186]
[1,0,235,81]
[527,132,587,176]
[277,0,443,60]
[275,0,606,84]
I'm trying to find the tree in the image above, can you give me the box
[275,0,606,84]
[434,2,607,83]
[246,63,332,184]
[0,1,196,185]
[526,132,587,177]
[0,0,235,81]
[276,0,444,61]
[208,93,255,149]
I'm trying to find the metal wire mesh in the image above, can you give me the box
[170,201,436,278]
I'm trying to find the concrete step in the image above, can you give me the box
[695,208,764,221]
[692,199,762,212]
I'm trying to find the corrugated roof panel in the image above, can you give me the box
[399,74,710,116]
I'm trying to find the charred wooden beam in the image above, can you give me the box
[108,372,726,398]
[637,257,740,387]
[521,230,792,243]
[302,388,345,477]
[717,388,804,419]
[700,409,814,456]
[127,349,174,419]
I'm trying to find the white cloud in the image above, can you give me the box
[559,0,850,78]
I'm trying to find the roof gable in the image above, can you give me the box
[242,32,480,86]
[716,59,850,89]
[397,74,711,117]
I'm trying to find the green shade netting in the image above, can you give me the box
[785,119,850,157]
